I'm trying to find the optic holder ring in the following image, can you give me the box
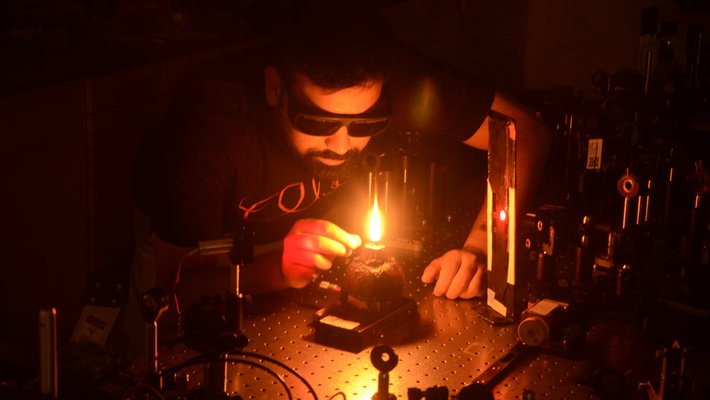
[617,173,640,198]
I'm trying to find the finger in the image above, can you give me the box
[312,252,334,272]
[284,243,335,269]
[421,258,442,284]
[296,219,362,250]
[445,256,476,299]
[460,266,486,299]
[291,233,350,257]
[286,253,334,287]
[283,263,317,289]
[322,222,361,250]
[445,251,478,299]
[312,235,352,257]
[433,251,461,297]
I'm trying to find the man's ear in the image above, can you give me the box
[264,66,282,106]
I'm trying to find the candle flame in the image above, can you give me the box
[368,194,383,243]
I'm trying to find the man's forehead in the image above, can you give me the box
[289,74,383,114]
[290,72,383,96]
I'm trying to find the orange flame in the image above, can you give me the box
[368,193,383,244]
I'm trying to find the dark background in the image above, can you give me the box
[1,0,708,388]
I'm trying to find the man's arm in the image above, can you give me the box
[421,89,552,299]
[463,90,552,215]
[153,218,362,306]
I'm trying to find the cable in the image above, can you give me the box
[123,383,166,400]
[174,248,199,334]
[172,238,238,334]
[223,357,293,400]
[327,391,347,400]
[167,241,317,399]
[122,358,170,400]
[227,350,319,400]
[120,365,149,400]
[163,354,294,400]
[222,357,294,400]
[162,350,319,400]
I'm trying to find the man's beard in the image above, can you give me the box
[300,149,361,181]
[272,104,362,181]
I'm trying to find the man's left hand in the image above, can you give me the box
[421,249,485,299]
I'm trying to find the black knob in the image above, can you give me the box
[371,345,398,373]
[456,383,493,400]
[139,288,169,323]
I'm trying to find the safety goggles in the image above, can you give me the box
[285,89,391,137]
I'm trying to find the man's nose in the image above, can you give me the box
[324,126,351,155]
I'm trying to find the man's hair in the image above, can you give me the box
[274,0,395,90]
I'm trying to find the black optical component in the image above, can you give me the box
[286,89,391,137]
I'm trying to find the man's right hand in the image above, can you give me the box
[282,219,362,288]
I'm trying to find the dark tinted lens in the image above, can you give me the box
[348,119,390,137]
[294,115,343,136]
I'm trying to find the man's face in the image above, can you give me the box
[278,73,386,181]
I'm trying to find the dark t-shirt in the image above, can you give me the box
[132,42,494,247]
